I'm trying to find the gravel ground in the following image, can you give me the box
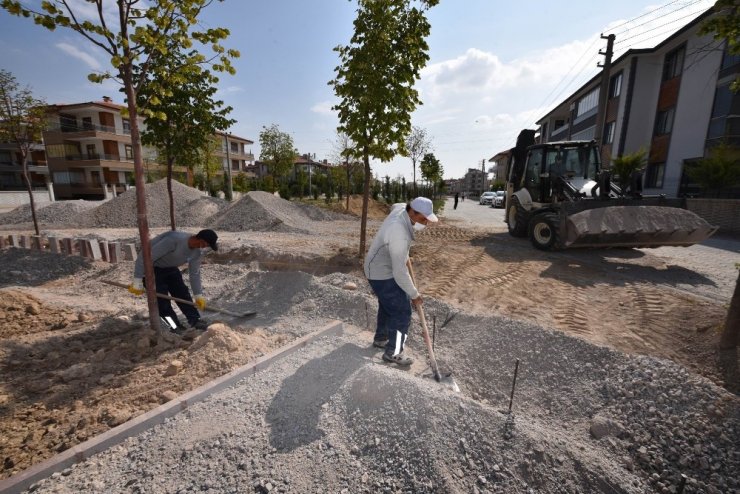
[2,188,738,493]
[23,301,739,494]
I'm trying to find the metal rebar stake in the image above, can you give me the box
[508,359,520,414]
[432,315,436,350]
[677,474,687,494]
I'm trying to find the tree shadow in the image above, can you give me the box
[717,346,739,396]
[0,249,91,288]
[266,342,369,452]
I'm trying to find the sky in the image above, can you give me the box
[0,0,717,181]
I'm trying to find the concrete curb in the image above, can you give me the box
[0,320,344,494]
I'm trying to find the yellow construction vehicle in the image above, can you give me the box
[504,130,717,250]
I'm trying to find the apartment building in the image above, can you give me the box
[42,97,158,200]
[0,141,48,190]
[535,7,739,198]
[463,167,486,196]
[488,150,511,184]
[215,132,254,175]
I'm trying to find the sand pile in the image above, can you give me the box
[329,194,390,219]
[80,179,226,228]
[0,200,98,226]
[213,191,341,232]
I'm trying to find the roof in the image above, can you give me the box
[535,6,717,124]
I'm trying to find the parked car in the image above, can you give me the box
[492,190,505,208]
[479,191,496,205]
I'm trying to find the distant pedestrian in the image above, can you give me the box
[453,192,459,210]
[364,197,438,366]
[461,193,465,202]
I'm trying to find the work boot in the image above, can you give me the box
[189,319,209,331]
[170,324,189,337]
[372,338,388,349]
[382,351,413,366]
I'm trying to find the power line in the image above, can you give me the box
[605,0,683,33]
[614,7,710,46]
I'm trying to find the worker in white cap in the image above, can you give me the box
[363,197,438,366]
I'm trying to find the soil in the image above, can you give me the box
[0,194,738,486]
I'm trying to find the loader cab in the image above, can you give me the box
[518,141,600,203]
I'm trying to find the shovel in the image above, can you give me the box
[407,259,460,392]
[101,279,256,318]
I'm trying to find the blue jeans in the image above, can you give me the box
[147,266,200,326]
[368,278,411,356]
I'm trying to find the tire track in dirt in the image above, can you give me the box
[624,283,671,351]
[550,281,592,337]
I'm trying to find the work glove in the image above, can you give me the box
[128,278,144,296]
[194,295,206,311]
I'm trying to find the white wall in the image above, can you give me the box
[664,31,723,196]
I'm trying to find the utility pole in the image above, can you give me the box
[593,33,615,164]
[481,158,486,193]
[308,152,313,197]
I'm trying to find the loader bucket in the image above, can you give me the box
[563,206,718,249]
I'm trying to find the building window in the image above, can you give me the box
[609,72,622,99]
[122,118,131,134]
[721,43,740,70]
[86,144,97,159]
[576,88,599,117]
[125,145,133,160]
[654,108,675,135]
[82,117,93,130]
[231,159,239,170]
[604,121,616,144]
[645,163,665,188]
[230,142,239,153]
[662,45,685,81]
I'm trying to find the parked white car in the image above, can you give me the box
[492,190,505,208]
[479,191,495,205]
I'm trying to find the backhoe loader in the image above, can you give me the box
[504,130,717,250]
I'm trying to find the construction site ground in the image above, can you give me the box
[0,190,738,493]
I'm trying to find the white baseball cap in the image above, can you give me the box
[409,197,438,222]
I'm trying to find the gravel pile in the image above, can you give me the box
[213,191,349,233]
[0,200,98,226]
[79,179,226,228]
[23,270,739,494]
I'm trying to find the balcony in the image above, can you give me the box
[43,121,132,145]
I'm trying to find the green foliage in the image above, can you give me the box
[420,152,443,184]
[700,1,740,92]
[330,0,436,164]
[259,124,296,186]
[405,125,432,190]
[611,148,647,192]
[0,68,48,235]
[686,143,740,194]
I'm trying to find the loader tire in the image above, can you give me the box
[507,196,528,238]
[528,212,560,251]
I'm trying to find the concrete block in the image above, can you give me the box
[85,240,103,261]
[108,242,122,263]
[9,235,20,247]
[123,243,137,261]
[98,241,109,262]
[61,238,74,255]
[76,239,88,258]
[48,236,61,254]
[31,235,43,250]
[0,236,7,249]
[20,235,30,249]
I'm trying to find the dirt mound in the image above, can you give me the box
[328,195,390,219]
[0,290,87,338]
[80,179,226,228]
[0,200,98,226]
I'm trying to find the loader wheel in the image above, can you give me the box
[528,212,560,251]
[507,196,528,238]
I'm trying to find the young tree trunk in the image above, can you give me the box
[21,153,40,235]
[346,162,350,211]
[412,158,417,197]
[122,65,159,333]
[720,269,740,349]
[167,155,176,231]
[359,149,371,258]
